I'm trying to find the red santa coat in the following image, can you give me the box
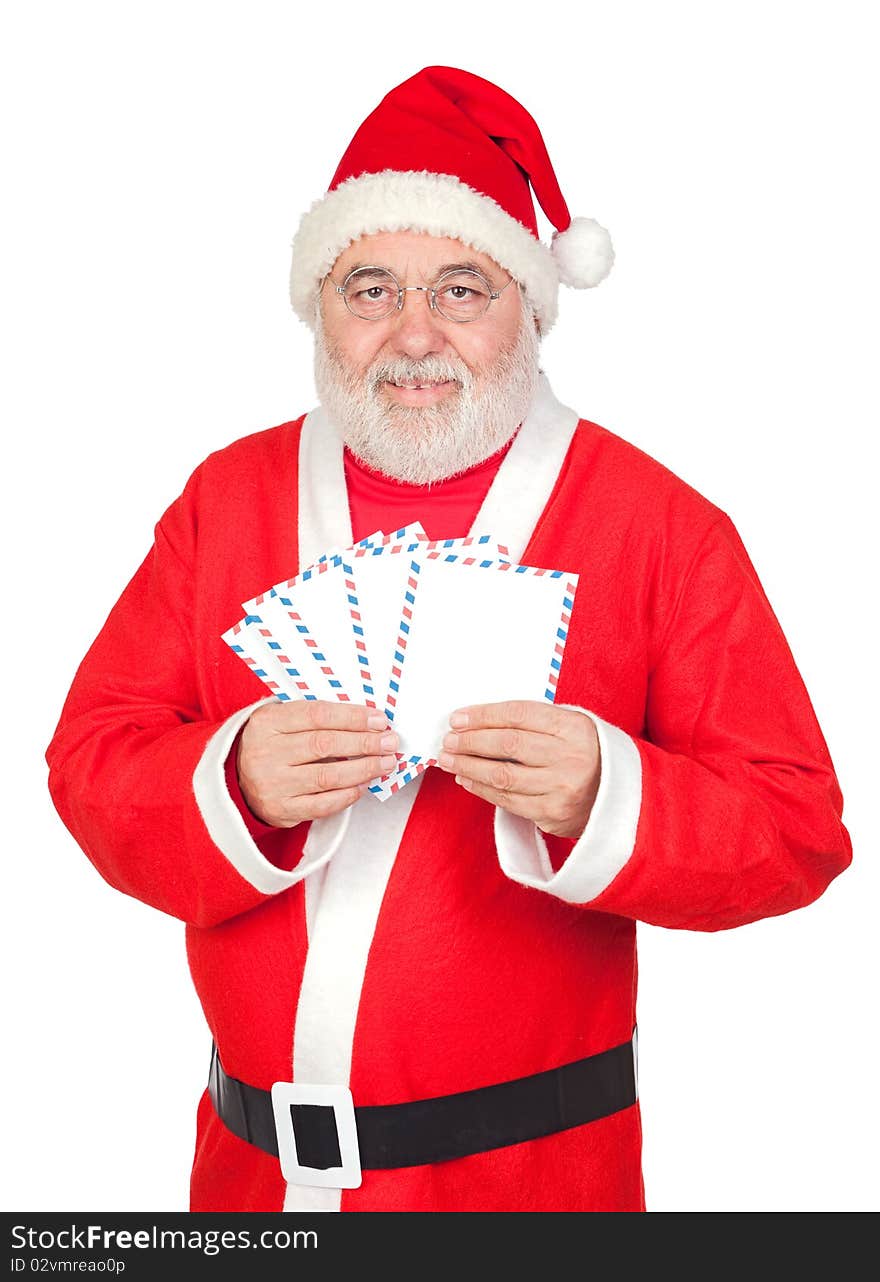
[45,376,851,1212]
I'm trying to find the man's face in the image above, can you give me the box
[320,230,524,404]
[313,230,541,484]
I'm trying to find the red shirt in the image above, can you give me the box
[343,437,516,544]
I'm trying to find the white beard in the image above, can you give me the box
[313,305,541,485]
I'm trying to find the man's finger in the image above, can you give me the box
[279,785,370,826]
[438,751,548,796]
[288,753,398,797]
[284,726,399,765]
[440,725,556,765]
[256,698,391,734]
[449,699,563,735]
[452,775,543,818]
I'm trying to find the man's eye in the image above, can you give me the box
[357,286,390,301]
[447,286,475,299]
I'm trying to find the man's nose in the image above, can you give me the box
[387,289,448,357]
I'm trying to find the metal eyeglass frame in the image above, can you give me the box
[325,265,516,323]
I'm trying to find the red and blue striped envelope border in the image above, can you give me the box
[339,540,435,797]
[238,525,428,617]
[311,523,429,571]
[262,557,353,703]
[221,618,319,702]
[235,554,355,703]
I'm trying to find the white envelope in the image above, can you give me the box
[385,555,578,762]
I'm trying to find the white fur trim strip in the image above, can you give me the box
[296,405,352,569]
[192,698,352,895]
[472,373,578,558]
[494,709,642,903]
[290,170,560,333]
[284,781,425,1213]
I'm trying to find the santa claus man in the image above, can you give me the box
[46,65,851,1213]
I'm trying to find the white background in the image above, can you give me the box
[2,0,877,1214]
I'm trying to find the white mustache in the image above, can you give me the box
[368,357,472,393]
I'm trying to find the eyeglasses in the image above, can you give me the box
[325,265,515,323]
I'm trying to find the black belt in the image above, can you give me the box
[208,1034,637,1184]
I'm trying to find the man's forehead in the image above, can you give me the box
[331,230,506,280]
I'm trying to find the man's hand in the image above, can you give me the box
[438,701,601,840]
[237,700,399,827]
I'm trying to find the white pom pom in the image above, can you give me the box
[551,216,614,288]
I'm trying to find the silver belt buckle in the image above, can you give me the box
[270,1081,363,1189]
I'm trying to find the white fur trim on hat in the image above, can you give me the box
[290,169,561,333]
[551,217,615,288]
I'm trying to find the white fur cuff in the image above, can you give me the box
[494,708,642,903]
[192,698,351,895]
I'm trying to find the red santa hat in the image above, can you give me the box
[289,65,614,334]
